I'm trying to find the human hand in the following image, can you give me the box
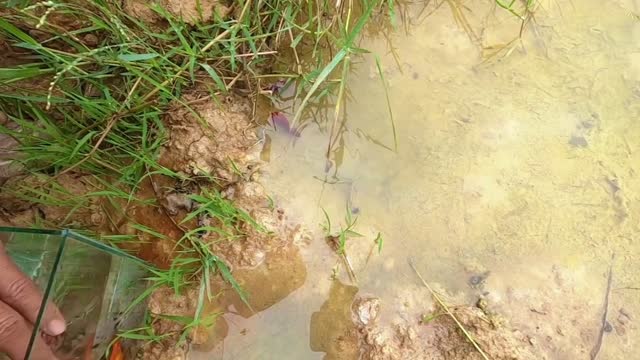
[0,244,66,359]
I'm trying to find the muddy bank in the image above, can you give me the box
[133,90,310,359]
[0,87,307,360]
[312,279,539,360]
[0,173,105,228]
[310,259,622,360]
[354,298,537,360]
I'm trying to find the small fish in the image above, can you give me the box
[268,80,287,95]
[83,333,95,360]
[271,112,300,137]
[108,340,124,360]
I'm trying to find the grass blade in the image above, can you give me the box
[117,53,160,62]
[375,55,397,151]
[290,48,347,128]
[200,63,227,92]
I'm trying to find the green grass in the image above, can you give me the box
[322,206,368,283]
[322,206,363,255]
[495,0,537,20]
[0,0,391,346]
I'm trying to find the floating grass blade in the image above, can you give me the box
[375,55,397,152]
[408,257,490,360]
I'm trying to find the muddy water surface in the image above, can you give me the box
[193,0,640,358]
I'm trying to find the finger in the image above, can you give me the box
[0,300,59,360]
[0,245,66,336]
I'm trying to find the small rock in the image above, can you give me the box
[83,33,99,46]
[90,212,105,226]
[164,192,193,215]
[352,296,381,326]
[245,247,265,267]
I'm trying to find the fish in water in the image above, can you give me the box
[267,79,287,95]
[271,112,301,137]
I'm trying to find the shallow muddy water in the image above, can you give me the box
[192,0,640,358]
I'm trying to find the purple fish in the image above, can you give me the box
[267,80,287,96]
[271,112,300,137]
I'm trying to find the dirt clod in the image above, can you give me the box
[357,304,538,360]
[160,94,259,183]
[83,33,99,46]
[352,296,381,326]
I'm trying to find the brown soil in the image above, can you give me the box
[0,79,303,360]
[309,278,541,360]
[0,112,22,182]
[354,302,538,360]
[0,173,105,229]
[311,281,547,360]
[124,0,232,25]
[159,93,259,184]
[141,286,198,360]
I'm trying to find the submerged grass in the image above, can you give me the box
[408,257,490,360]
[0,0,390,347]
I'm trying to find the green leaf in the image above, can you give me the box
[345,229,363,237]
[375,232,383,254]
[350,47,371,54]
[345,0,377,46]
[216,258,250,307]
[339,231,346,253]
[69,131,97,159]
[118,331,164,340]
[131,223,169,240]
[321,208,331,233]
[200,63,227,92]
[117,53,159,62]
[291,32,305,49]
[291,48,347,126]
[0,67,51,81]
[0,18,38,45]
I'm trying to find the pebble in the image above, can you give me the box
[353,296,381,326]
[83,33,99,46]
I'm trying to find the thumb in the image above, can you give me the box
[0,245,66,336]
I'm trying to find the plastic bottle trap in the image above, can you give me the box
[0,227,150,359]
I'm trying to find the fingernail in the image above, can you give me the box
[46,319,66,335]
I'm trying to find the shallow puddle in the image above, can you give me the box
[192,0,640,358]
